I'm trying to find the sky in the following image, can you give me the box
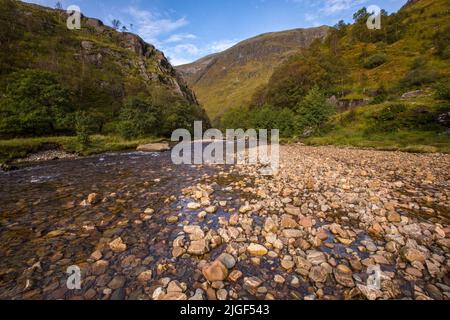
[24,0,407,65]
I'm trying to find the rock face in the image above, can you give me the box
[116,32,198,105]
[176,26,329,118]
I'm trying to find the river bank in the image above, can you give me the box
[0,145,448,300]
[0,135,164,169]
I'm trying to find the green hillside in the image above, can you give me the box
[176,26,329,120]
[0,0,208,154]
[220,0,450,153]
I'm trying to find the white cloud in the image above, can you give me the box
[126,6,188,43]
[206,39,239,53]
[174,43,200,55]
[168,57,194,66]
[164,33,197,43]
[163,39,240,66]
[322,0,367,14]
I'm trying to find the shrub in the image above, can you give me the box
[368,103,439,133]
[75,111,93,146]
[435,80,450,101]
[371,84,388,105]
[250,106,296,138]
[220,107,251,130]
[119,96,163,139]
[295,87,335,133]
[400,69,439,88]
[0,69,73,138]
[363,53,387,69]
[400,58,439,88]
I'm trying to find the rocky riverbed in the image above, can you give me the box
[0,145,448,300]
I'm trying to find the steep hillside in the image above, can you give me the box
[254,0,450,108]
[218,0,450,153]
[0,0,207,138]
[176,26,329,119]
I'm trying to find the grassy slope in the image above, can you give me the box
[0,1,197,164]
[192,60,275,120]
[338,0,450,96]
[1,1,199,128]
[305,95,450,154]
[179,27,329,119]
[265,0,450,153]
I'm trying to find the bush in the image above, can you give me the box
[250,106,296,138]
[119,96,163,139]
[434,26,450,59]
[75,111,93,146]
[400,57,439,88]
[363,53,387,69]
[162,102,208,135]
[435,80,450,101]
[295,87,335,133]
[220,105,297,138]
[220,107,251,130]
[368,103,438,133]
[0,69,73,137]
[401,69,439,88]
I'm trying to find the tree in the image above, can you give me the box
[263,55,326,109]
[334,20,348,35]
[353,7,369,22]
[55,1,62,10]
[119,96,163,139]
[0,70,73,137]
[112,19,121,30]
[162,102,205,135]
[250,106,296,138]
[295,87,335,133]
[75,111,93,146]
[220,106,251,130]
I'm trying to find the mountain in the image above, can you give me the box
[176,26,329,119]
[218,0,450,153]
[255,0,450,108]
[0,0,207,138]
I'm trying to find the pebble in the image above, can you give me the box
[202,260,229,282]
[247,243,268,256]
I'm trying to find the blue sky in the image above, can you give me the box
[24,0,407,65]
